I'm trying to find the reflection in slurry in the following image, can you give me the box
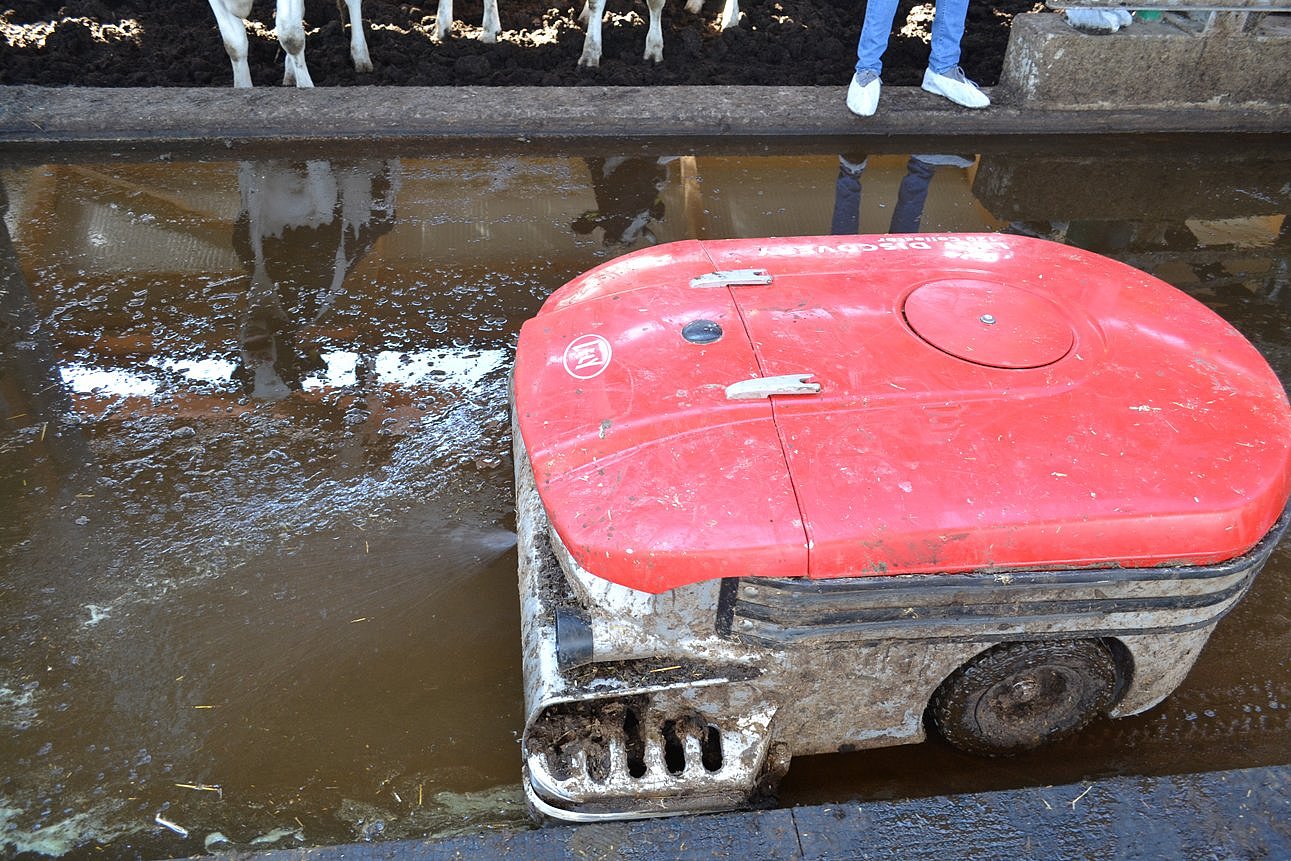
[0,156,542,858]
[0,183,95,487]
[972,147,1291,328]
[572,157,673,247]
[831,152,977,236]
[233,159,401,400]
[0,146,1288,857]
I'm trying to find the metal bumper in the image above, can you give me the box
[514,431,778,821]
[521,700,777,823]
[730,502,1290,647]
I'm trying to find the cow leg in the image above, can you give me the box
[435,0,453,40]
[481,0,501,42]
[579,0,605,66]
[208,0,253,87]
[684,0,702,12]
[338,0,373,71]
[644,0,665,62]
[276,0,314,87]
[719,0,740,29]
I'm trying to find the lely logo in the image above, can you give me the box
[563,334,613,380]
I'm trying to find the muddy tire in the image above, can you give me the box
[929,640,1119,756]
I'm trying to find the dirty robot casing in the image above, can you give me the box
[510,233,1291,822]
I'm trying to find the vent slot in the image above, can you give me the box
[701,725,724,772]
[661,720,686,775]
[623,708,647,778]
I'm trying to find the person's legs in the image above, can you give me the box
[927,0,968,74]
[855,0,901,75]
[849,0,899,116]
[920,0,989,109]
[921,0,989,106]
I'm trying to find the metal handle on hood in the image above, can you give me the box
[725,374,821,399]
[691,269,773,288]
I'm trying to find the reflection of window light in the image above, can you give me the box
[303,351,360,390]
[301,349,507,390]
[159,358,237,383]
[59,364,158,397]
[374,349,506,387]
[1185,216,1282,248]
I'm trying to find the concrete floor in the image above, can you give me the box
[2,84,1290,155]
[247,765,1290,860]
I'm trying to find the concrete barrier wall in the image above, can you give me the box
[1000,12,1291,109]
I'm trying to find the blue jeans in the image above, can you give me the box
[831,156,935,235]
[855,0,969,76]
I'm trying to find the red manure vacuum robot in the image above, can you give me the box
[510,233,1291,821]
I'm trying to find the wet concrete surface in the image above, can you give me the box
[1,138,1289,858]
[3,85,1291,153]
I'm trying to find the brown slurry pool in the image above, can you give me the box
[1,139,1289,858]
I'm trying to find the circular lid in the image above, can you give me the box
[903,279,1075,369]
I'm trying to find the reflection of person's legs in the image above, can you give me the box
[831,154,868,235]
[927,0,968,74]
[890,157,935,234]
[855,0,901,76]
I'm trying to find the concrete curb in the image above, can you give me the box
[2,85,1290,154]
[239,765,1290,860]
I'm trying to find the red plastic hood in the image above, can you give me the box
[514,235,1291,594]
